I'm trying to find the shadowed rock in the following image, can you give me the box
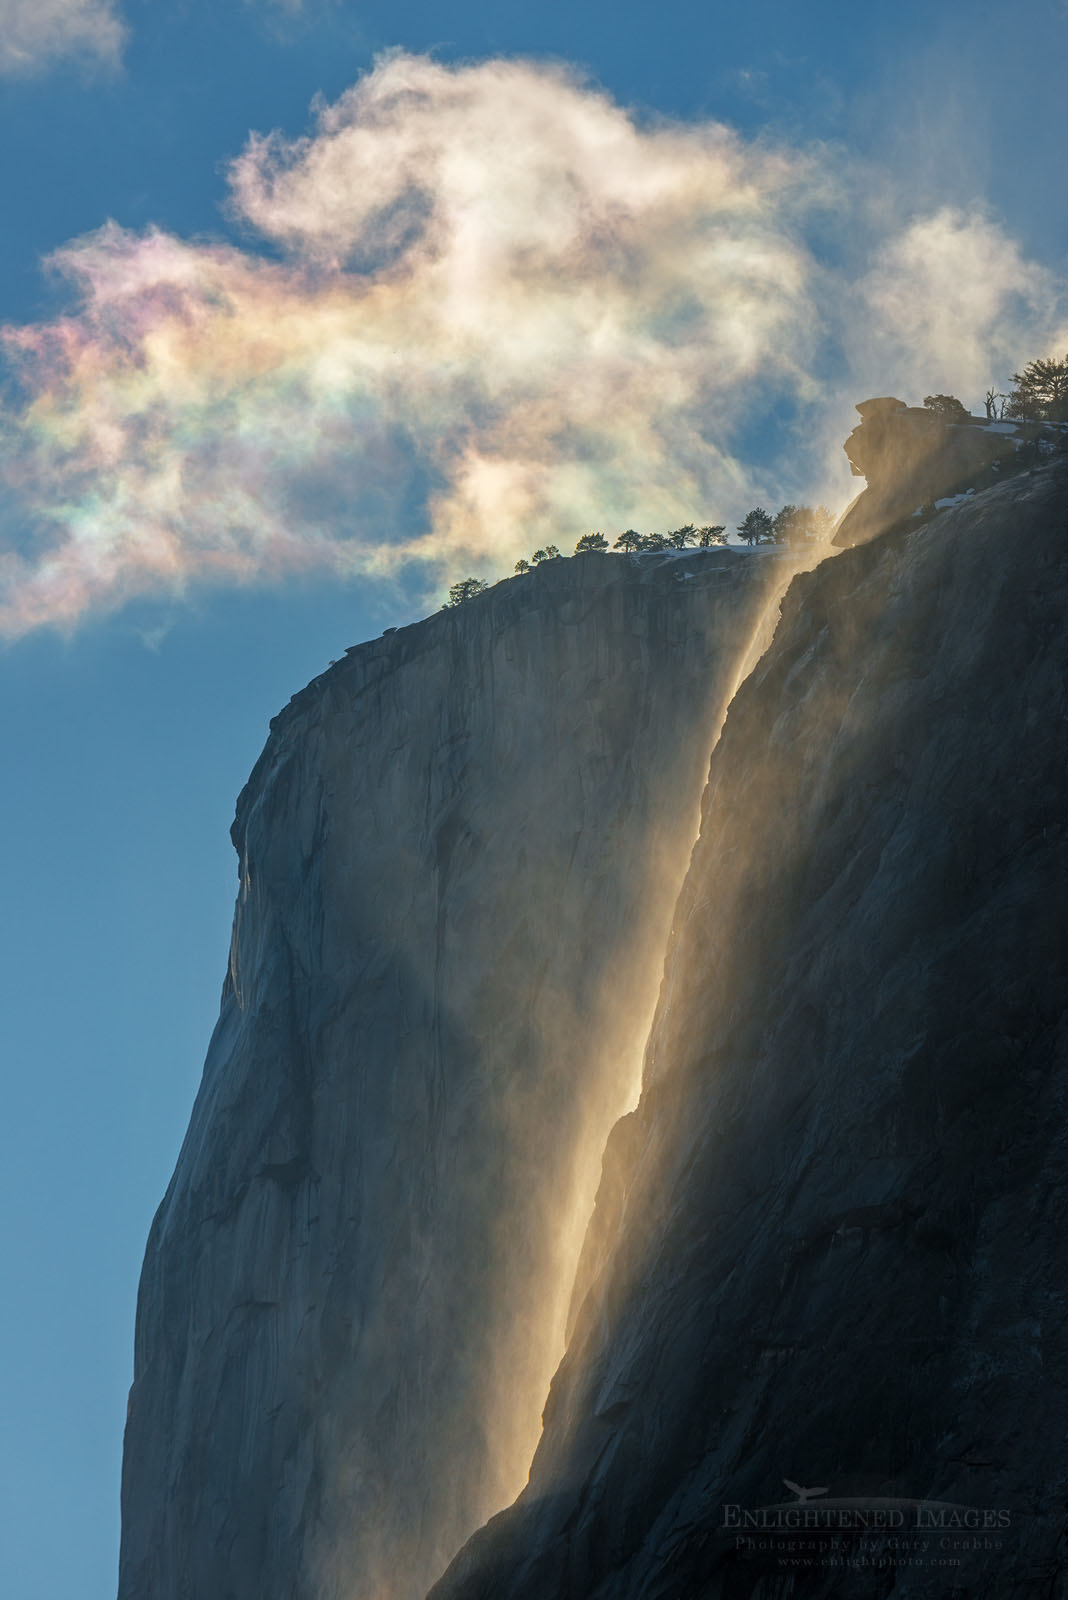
[833,396,1064,547]
[430,460,1068,1600]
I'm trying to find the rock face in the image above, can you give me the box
[430,460,1068,1600]
[833,396,1063,548]
[117,548,780,1600]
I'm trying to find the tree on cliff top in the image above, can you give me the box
[1005,355,1068,423]
[770,504,799,543]
[738,508,773,545]
[614,529,642,552]
[574,533,609,553]
[923,393,971,422]
[664,524,698,549]
[698,524,727,546]
[772,504,835,545]
[444,578,488,607]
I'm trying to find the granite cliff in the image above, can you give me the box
[431,458,1068,1599]
[117,547,784,1600]
[121,418,1068,1600]
[833,395,1063,548]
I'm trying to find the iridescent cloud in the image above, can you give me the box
[1,52,1065,637]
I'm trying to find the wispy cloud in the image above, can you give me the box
[1,52,1066,639]
[856,207,1068,400]
[0,0,125,75]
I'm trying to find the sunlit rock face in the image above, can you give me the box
[117,548,776,1600]
[430,459,1068,1600]
[833,396,1063,547]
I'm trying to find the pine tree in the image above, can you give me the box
[738,508,773,545]
[923,394,971,422]
[768,505,836,545]
[771,504,799,543]
[1005,355,1068,423]
[664,524,698,549]
[444,578,488,607]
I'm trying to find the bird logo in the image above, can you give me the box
[783,1479,829,1504]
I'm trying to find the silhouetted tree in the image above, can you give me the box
[444,577,488,608]
[923,393,971,422]
[1005,355,1068,423]
[738,508,773,545]
[698,524,727,546]
[575,532,609,553]
[530,544,562,564]
[614,529,642,552]
[514,558,531,573]
[985,388,1008,421]
[770,504,799,543]
[638,532,669,550]
[664,523,698,549]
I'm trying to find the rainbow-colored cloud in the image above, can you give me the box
[2,52,1065,637]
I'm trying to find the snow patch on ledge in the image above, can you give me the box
[934,490,976,510]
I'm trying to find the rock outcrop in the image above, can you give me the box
[117,548,782,1600]
[833,395,1064,548]
[430,460,1068,1600]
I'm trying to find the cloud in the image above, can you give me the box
[0,54,829,635]
[1,52,1066,639]
[855,207,1068,401]
[0,0,125,74]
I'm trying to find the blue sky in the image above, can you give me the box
[1,4,1066,1597]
